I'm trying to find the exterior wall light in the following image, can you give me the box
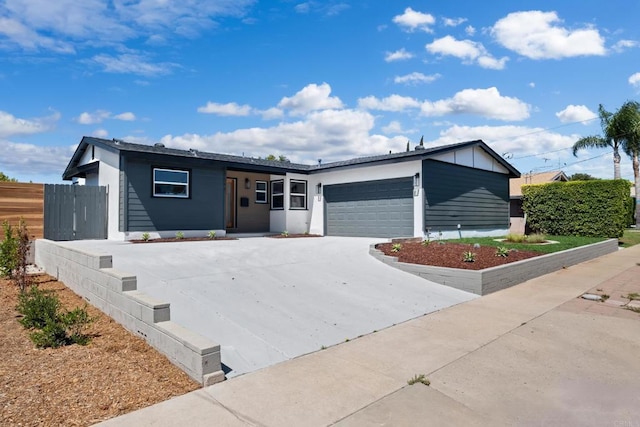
[413,172,420,187]
[245,178,251,189]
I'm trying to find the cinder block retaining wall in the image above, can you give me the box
[35,239,224,386]
[370,239,619,295]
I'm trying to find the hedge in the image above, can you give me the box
[522,179,630,238]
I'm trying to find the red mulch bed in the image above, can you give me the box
[131,237,237,243]
[375,242,542,270]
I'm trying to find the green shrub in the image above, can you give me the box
[17,285,93,348]
[495,246,509,257]
[17,285,59,329]
[625,196,636,227]
[175,231,184,240]
[0,220,18,278]
[462,251,476,262]
[208,230,216,239]
[391,243,402,252]
[525,233,547,244]
[141,232,150,241]
[522,180,630,238]
[505,233,526,243]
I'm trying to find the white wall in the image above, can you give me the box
[431,146,509,174]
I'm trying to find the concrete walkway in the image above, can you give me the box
[98,245,640,426]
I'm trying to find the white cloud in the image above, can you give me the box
[442,17,467,27]
[0,140,74,179]
[0,110,59,137]
[92,128,108,138]
[159,108,407,163]
[358,95,420,112]
[555,105,597,124]
[259,107,284,120]
[421,87,530,121]
[384,48,414,62]
[294,3,311,13]
[529,82,536,88]
[426,35,508,70]
[429,124,577,161]
[293,2,349,16]
[465,25,475,36]
[381,121,415,135]
[0,17,75,53]
[77,110,110,124]
[392,7,435,33]
[113,112,136,121]
[394,72,441,85]
[629,72,640,87]
[197,102,253,116]
[277,83,344,116]
[90,53,177,76]
[612,39,638,53]
[491,11,606,59]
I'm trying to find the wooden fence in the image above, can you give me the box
[0,182,44,240]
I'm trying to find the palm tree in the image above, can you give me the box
[572,104,623,179]
[612,100,640,226]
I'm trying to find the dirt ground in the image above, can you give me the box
[0,275,200,427]
[375,241,541,270]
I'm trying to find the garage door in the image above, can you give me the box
[324,177,414,238]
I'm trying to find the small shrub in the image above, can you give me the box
[281,230,289,237]
[16,285,93,348]
[462,251,476,262]
[14,220,32,292]
[526,233,547,244]
[391,243,402,252]
[505,233,526,243]
[175,231,184,240]
[17,285,60,329]
[495,246,509,257]
[0,220,18,278]
[407,374,430,386]
[421,239,430,246]
[141,232,150,242]
[31,319,68,348]
[208,230,216,239]
[626,292,640,301]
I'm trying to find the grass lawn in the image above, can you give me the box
[443,235,607,254]
[619,229,640,248]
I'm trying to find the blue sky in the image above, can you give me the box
[1,1,639,183]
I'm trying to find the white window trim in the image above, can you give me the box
[153,168,189,198]
[289,179,307,210]
[256,180,268,204]
[271,179,284,210]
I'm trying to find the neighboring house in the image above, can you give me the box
[509,170,569,234]
[62,136,520,240]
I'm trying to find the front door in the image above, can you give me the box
[225,178,237,229]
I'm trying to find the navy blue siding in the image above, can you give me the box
[423,160,509,231]
[123,158,225,232]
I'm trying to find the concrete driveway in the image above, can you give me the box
[60,236,476,376]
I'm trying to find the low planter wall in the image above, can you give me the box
[34,239,224,386]
[370,239,619,295]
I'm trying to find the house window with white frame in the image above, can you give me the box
[271,179,284,209]
[256,180,268,203]
[153,168,189,198]
[289,179,307,210]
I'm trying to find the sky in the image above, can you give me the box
[1,0,639,184]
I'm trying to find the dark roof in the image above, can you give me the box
[63,136,520,180]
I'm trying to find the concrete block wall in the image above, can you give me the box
[370,239,619,295]
[34,239,224,386]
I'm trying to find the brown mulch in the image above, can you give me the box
[130,237,237,243]
[0,275,200,427]
[375,242,542,270]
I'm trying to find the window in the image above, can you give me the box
[153,168,189,198]
[271,180,284,209]
[256,180,268,203]
[290,179,307,210]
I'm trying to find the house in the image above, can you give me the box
[62,136,520,240]
[509,170,569,234]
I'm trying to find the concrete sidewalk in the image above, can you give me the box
[97,245,640,427]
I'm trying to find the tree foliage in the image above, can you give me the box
[0,171,17,182]
[569,173,599,181]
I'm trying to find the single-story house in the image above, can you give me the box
[509,170,568,234]
[62,136,520,240]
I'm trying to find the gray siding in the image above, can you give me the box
[423,159,509,231]
[122,157,225,232]
[324,177,413,238]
